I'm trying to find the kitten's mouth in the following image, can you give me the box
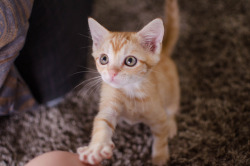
[109,79,120,87]
[103,75,124,88]
[108,76,119,84]
[110,77,116,82]
[106,78,123,88]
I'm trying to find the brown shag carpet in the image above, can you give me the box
[0,0,249,165]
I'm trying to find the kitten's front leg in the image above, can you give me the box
[77,109,119,165]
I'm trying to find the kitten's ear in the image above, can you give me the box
[88,18,109,49]
[137,18,164,54]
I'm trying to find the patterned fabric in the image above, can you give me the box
[0,0,36,115]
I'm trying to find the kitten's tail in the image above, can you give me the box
[161,0,180,56]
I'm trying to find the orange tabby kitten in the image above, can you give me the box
[77,0,180,165]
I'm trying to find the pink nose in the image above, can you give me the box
[108,68,119,79]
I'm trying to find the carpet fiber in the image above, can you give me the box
[0,0,249,165]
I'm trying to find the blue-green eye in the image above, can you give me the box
[100,54,109,65]
[125,56,137,67]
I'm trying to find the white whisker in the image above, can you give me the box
[87,79,102,96]
[78,77,102,97]
[74,76,102,90]
[78,33,92,40]
[71,70,99,77]
[77,66,98,72]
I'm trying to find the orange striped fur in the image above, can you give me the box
[78,0,180,165]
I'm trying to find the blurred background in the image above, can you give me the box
[0,0,249,165]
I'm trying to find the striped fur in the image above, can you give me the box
[78,0,180,165]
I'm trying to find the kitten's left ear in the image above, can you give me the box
[137,18,164,54]
[88,18,109,49]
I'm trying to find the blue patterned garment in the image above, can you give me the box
[0,0,36,115]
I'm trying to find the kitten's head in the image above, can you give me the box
[88,18,164,89]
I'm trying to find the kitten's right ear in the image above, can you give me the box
[88,18,109,49]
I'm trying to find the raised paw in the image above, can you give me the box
[77,142,115,165]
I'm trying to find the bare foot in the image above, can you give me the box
[25,151,100,166]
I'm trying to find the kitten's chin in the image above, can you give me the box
[103,80,123,89]
[110,83,122,89]
[105,80,141,90]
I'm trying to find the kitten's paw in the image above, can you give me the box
[152,151,169,166]
[168,119,177,138]
[77,142,115,165]
[152,145,169,166]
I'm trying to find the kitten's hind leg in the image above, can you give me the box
[166,113,177,139]
[166,104,179,139]
[145,110,170,165]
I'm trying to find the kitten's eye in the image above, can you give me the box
[125,56,137,67]
[100,54,109,65]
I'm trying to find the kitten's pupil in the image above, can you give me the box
[128,58,132,63]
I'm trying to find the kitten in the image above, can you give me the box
[77,0,180,165]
